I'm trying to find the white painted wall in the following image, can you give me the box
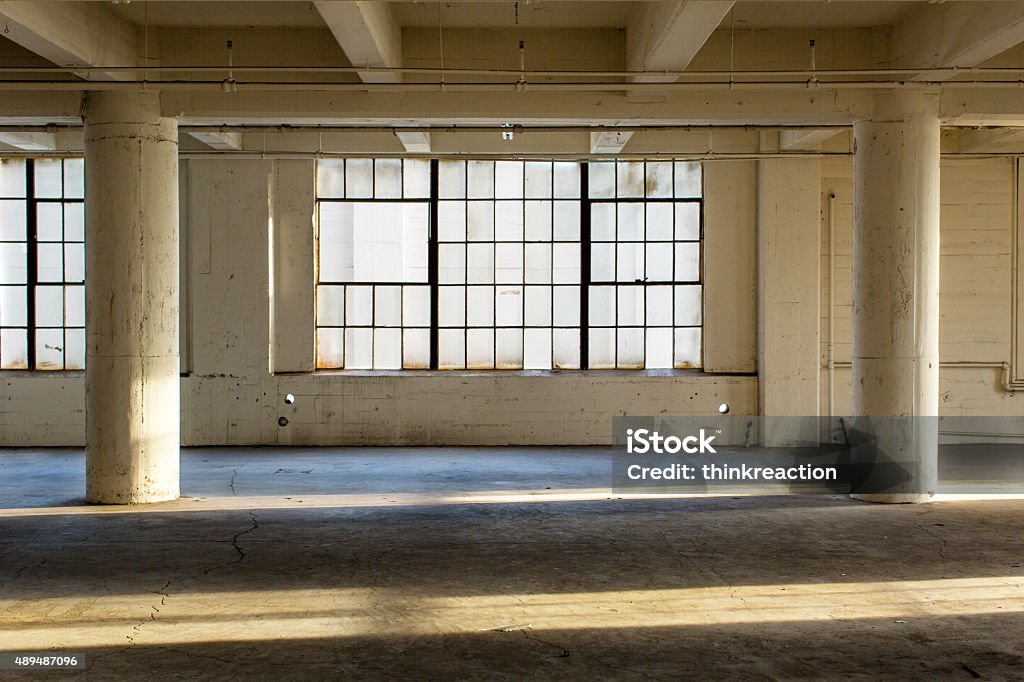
[2,153,1021,446]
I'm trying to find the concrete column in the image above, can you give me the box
[84,91,180,504]
[851,91,941,503]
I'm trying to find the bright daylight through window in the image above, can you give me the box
[315,158,703,370]
[0,158,85,370]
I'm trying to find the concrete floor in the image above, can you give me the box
[1,446,1023,680]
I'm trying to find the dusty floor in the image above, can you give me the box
[1,446,1023,681]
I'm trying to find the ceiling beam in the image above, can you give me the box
[590,131,633,154]
[314,1,402,84]
[958,127,1024,153]
[394,130,430,153]
[188,131,243,151]
[779,129,840,151]
[0,1,137,80]
[626,1,734,83]
[893,2,1024,80]
[0,131,56,151]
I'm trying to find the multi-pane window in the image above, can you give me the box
[315,158,703,371]
[587,161,702,368]
[0,158,85,370]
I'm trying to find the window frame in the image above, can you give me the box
[314,157,704,372]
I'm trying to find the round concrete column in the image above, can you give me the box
[84,91,180,504]
[850,91,941,504]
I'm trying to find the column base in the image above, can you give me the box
[85,490,180,506]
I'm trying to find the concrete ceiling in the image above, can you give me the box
[105,1,919,31]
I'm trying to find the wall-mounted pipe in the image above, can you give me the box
[826,192,837,421]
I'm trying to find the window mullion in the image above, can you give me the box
[25,159,37,371]
[580,163,590,370]
[429,159,439,370]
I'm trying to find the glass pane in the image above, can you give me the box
[37,203,62,242]
[524,285,552,326]
[374,159,403,199]
[591,243,615,282]
[0,285,27,326]
[617,161,644,198]
[65,285,85,327]
[466,328,495,369]
[64,243,85,282]
[403,328,430,369]
[63,159,84,199]
[374,285,402,327]
[317,285,345,326]
[552,244,580,284]
[524,201,551,241]
[403,159,431,198]
[523,328,552,369]
[317,159,345,198]
[675,327,702,368]
[35,243,64,290]
[675,162,702,198]
[553,162,580,198]
[524,243,551,284]
[0,159,26,198]
[34,159,62,198]
[35,328,63,369]
[617,327,644,368]
[439,329,466,369]
[64,328,85,370]
[588,328,615,369]
[495,200,524,241]
[345,285,373,325]
[0,200,26,241]
[401,208,429,282]
[467,201,494,241]
[646,203,673,241]
[675,285,703,326]
[467,161,494,199]
[616,243,644,282]
[373,327,402,369]
[675,242,700,281]
[589,162,615,199]
[466,286,494,326]
[439,201,466,242]
[0,328,28,369]
[439,160,466,198]
[345,327,373,368]
[345,158,373,198]
[317,203,354,282]
[0,243,27,284]
[494,161,524,199]
[645,162,673,198]
[591,204,615,241]
[495,285,523,326]
[552,286,579,326]
[495,243,523,284]
[617,285,644,326]
[496,328,523,369]
[552,328,580,369]
[646,285,673,327]
[439,286,466,327]
[403,285,430,327]
[439,244,466,284]
[589,285,615,326]
[617,203,643,240]
[35,285,63,326]
[646,243,673,281]
[552,201,579,241]
[466,243,494,283]
[317,327,344,368]
[675,202,701,241]
[524,162,552,198]
[645,327,673,368]
[64,203,85,242]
